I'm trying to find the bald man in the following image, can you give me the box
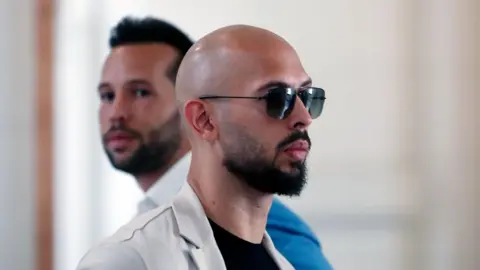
[77,25,327,270]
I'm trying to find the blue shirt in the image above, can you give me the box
[266,198,333,270]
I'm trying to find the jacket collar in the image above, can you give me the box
[172,183,225,270]
[172,182,212,248]
[171,183,294,270]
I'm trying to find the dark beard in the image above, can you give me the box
[104,113,182,175]
[221,124,310,197]
[224,158,307,196]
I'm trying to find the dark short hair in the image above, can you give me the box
[109,16,194,82]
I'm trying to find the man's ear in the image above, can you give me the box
[183,100,218,141]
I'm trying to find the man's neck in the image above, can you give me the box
[188,156,273,244]
[136,142,191,192]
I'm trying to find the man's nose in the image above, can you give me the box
[287,96,312,131]
[109,95,131,123]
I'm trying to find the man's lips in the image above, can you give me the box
[283,140,310,160]
[105,131,136,149]
[284,140,310,151]
[105,131,134,141]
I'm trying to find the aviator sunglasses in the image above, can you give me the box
[199,86,326,120]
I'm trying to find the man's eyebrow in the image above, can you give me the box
[258,81,290,91]
[97,82,110,91]
[123,79,151,86]
[258,77,313,91]
[97,79,152,92]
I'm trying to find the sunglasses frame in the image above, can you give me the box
[199,86,326,120]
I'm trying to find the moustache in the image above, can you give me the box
[277,130,311,151]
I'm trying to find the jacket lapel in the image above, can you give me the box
[172,183,226,270]
[263,233,295,270]
[190,247,208,270]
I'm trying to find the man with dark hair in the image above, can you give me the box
[108,17,192,83]
[99,17,192,190]
[92,17,332,270]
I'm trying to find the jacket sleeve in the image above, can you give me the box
[76,243,148,270]
[266,198,334,270]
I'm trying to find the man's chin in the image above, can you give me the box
[112,158,132,169]
[106,150,133,167]
[276,161,304,174]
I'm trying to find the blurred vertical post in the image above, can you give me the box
[0,0,36,270]
[36,0,54,269]
[415,0,480,269]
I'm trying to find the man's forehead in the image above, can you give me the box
[103,44,178,71]
[229,50,310,94]
[111,43,179,58]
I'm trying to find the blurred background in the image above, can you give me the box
[0,0,478,269]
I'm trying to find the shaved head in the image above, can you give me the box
[176,25,301,102]
[177,25,315,196]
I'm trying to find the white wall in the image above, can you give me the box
[416,1,480,269]
[53,0,480,270]
[53,2,144,270]
[0,0,36,270]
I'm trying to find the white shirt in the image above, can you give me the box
[137,152,192,214]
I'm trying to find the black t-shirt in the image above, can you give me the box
[209,219,280,270]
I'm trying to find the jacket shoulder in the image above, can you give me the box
[77,205,181,270]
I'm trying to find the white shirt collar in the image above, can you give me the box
[137,152,192,214]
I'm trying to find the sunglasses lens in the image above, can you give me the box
[265,88,296,119]
[299,87,325,119]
